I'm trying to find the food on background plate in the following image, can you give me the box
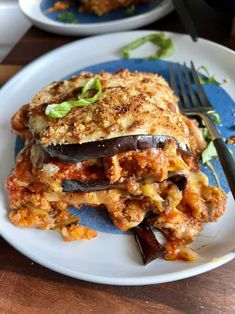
[47,0,148,16]
[47,1,71,12]
[79,0,148,16]
[6,69,227,262]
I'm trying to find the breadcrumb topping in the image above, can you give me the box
[27,70,191,148]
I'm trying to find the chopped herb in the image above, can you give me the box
[57,12,78,24]
[202,141,217,164]
[202,126,209,141]
[45,78,102,119]
[45,101,76,119]
[201,111,221,164]
[201,111,221,130]
[125,4,135,16]
[197,66,221,85]
[209,111,221,124]
[78,77,102,105]
[121,33,174,60]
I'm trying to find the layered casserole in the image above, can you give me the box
[6,70,227,260]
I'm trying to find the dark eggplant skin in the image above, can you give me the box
[133,223,163,265]
[168,173,187,191]
[44,135,190,163]
[62,173,187,193]
[62,179,124,193]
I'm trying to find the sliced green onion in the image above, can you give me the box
[202,141,217,164]
[125,4,135,16]
[121,33,174,60]
[201,111,221,163]
[45,101,77,119]
[202,127,209,141]
[57,12,78,24]
[209,111,221,124]
[45,78,102,119]
[201,112,221,128]
[197,66,221,85]
[78,77,102,104]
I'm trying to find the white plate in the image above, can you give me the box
[1,31,235,285]
[19,0,173,36]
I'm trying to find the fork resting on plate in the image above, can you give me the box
[170,61,235,199]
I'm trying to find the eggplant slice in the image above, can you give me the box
[62,179,124,193]
[44,135,190,163]
[168,173,187,191]
[62,174,187,193]
[133,223,164,265]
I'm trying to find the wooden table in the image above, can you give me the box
[1,1,235,313]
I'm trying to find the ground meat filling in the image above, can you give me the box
[6,141,226,258]
[39,139,194,191]
[104,140,193,184]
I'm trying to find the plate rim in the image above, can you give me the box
[1,223,235,285]
[1,30,235,93]
[19,0,174,35]
[1,30,235,285]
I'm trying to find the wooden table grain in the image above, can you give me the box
[1,1,235,313]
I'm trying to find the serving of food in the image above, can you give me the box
[19,0,173,35]
[1,30,235,284]
[79,0,148,15]
[6,68,227,262]
[47,0,149,16]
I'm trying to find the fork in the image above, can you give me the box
[170,61,235,199]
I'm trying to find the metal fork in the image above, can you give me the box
[170,61,235,199]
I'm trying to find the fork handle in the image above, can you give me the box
[213,138,235,198]
[202,114,235,199]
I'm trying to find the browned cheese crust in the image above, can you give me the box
[26,70,194,151]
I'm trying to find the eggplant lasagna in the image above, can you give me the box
[6,70,226,261]
[79,0,148,15]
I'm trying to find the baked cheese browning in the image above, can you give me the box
[79,0,148,15]
[6,141,227,258]
[26,70,192,149]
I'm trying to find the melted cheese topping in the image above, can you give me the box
[27,70,191,148]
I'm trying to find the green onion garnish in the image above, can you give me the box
[125,4,135,16]
[201,111,221,164]
[202,141,217,164]
[45,77,102,119]
[209,111,221,124]
[197,66,221,85]
[121,32,174,60]
[57,12,78,24]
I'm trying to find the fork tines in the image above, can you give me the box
[170,61,214,113]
